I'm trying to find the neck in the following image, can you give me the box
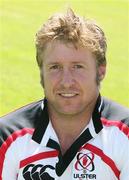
[48,98,97,154]
[51,115,90,154]
[50,111,91,135]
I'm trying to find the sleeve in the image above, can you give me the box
[0,137,19,180]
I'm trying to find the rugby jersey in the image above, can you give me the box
[0,96,129,180]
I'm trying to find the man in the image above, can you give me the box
[0,9,129,180]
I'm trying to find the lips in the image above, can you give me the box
[58,93,79,98]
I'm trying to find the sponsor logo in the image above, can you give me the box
[74,152,96,179]
[22,164,55,180]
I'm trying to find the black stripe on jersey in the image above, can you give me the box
[92,95,103,134]
[47,139,60,151]
[32,99,49,144]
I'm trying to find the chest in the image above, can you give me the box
[16,143,119,180]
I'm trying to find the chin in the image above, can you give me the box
[57,106,82,116]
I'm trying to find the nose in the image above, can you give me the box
[60,68,75,88]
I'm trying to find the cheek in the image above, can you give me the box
[40,68,53,87]
[82,76,98,93]
[76,71,97,84]
[43,73,59,91]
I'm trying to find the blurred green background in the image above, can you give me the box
[0,0,129,116]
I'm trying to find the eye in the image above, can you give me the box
[49,64,61,70]
[74,64,84,69]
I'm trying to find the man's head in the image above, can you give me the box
[35,9,107,117]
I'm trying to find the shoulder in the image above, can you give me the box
[102,97,129,122]
[101,97,129,138]
[0,99,43,126]
[0,99,43,145]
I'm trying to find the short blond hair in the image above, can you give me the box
[35,8,107,68]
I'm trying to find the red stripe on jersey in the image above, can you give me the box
[101,117,129,138]
[0,128,34,179]
[81,143,120,180]
[20,150,59,168]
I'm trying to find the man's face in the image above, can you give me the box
[41,41,105,117]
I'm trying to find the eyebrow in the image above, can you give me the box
[47,62,60,66]
[47,60,86,64]
[71,61,85,64]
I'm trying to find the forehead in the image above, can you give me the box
[43,40,96,64]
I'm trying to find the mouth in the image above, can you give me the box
[58,93,79,98]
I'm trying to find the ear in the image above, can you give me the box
[98,64,106,81]
[40,70,44,88]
